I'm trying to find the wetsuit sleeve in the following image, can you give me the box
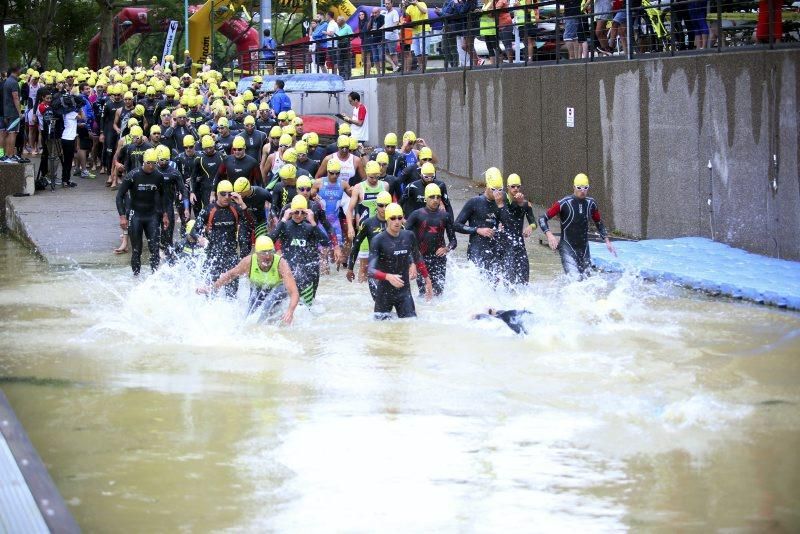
[192,208,207,238]
[158,173,167,214]
[524,202,535,226]
[440,183,454,218]
[538,201,561,233]
[177,171,189,201]
[445,212,457,250]
[455,198,477,235]
[191,157,201,193]
[348,222,369,270]
[591,201,609,239]
[270,185,282,217]
[116,144,127,167]
[408,232,429,278]
[367,235,386,281]
[313,223,331,248]
[267,221,285,243]
[115,173,133,215]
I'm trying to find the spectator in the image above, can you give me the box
[479,0,501,63]
[183,50,193,74]
[405,0,430,72]
[689,0,709,49]
[0,66,26,164]
[310,18,325,73]
[590,0,614,54]
[382,0,401,72]
[325,12,341,75]
[357,11,371,74]
[262,29,278,74]
[25,70,41,155]
[458,0,482,66]
[269,80,292,115]
[493,0,515,62]
[345,91,368,143]
[563,0,589,59]
[336,16,354,80]
[366,8,385,75]
[60,99,82,187]
[438,0,460,69]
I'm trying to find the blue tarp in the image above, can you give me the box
[237,74,346,95]
[590,237,800,310]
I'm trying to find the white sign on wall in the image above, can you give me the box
[566,107,575,128]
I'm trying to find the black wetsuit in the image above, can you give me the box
[296,157,320,177]
[393,165,422,204]
[455,194,510,280]
[240,186,272,239]
[117,141,153,172]
[101,99,123,170]
[269,219,330,305]
[539,195,608,278]
[370,149,406,179]
[501,197,535,284]
[401,178,454,218]
[191,151,224,214]
[405,206,457,296]
[473,309,534,335]
[194,201,250,297]
[240,128,267,162]
[218,154,262,188]
[368,230,428,319]
[270,182,297,220]
[139,97,158,134]
[174,150,197,229]
[309,146,326,162]
[157,160,188,251]
[162,123,197,152]
[187,109,209,131]
[279,199,339,247]
[116,168,166,275]
[215,132,236,156]
[348,214,387,300]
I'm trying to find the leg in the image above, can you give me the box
[142,214,161,272]
[249,284,289,322]
[394,290,417,318]
[61,139,76,185]
[129,213,144,275]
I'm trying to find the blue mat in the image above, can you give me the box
[589,237,800,310]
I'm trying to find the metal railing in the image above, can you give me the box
[239,0,797,77]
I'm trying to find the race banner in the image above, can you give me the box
[161,20,179,64]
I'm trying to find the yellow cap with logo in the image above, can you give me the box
[419,147,433,160]
[338,123,351,135]
[130,125,143,137]
[327,158,341,172]
[243,115,255,125]
[377,191,392,205]
[269,126,282,138]
[155,145,171,160]
[296,176,313,188]
[282,148,297,164]
[233,177,251,193]
[142,148,158,163]
[307,132,319,146]
[232,136,246,149]
[485,167,503,189]
[290,194,308,210]
[337,135,350,148]
[217,180,233,193]
[183,134,195,148]
[403,130,416,143]
[279,134,293,147]
[294,141,308,154]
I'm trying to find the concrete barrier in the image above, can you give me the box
[376,48,800,260]
[0,163,34,230]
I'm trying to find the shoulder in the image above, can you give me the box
[558,195,572,206]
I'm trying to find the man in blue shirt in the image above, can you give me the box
[269,80,292,117]
[261,30,278,74]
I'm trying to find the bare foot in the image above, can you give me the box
[113,246,129,254]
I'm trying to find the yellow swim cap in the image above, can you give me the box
[574,173,590,187]
[421,162,436,176]
[232,136,246,149]
[376,152,389,165]
[142,148,158,163]
[282,125,296,136]
[307,132,319,146]
[485,167,502,185]
[269,126,282,138]
[123,91,134,100]
[279,134,293,147]
[365,160,381,175]
[200,135,214,149]
[418,147,433,160]
[282,148,297,164]
[279,164,297,180]
[217,117,229,128]
[349,137,358,151]
[277,111,288,121]
[338,123,351,135]
[233,177,251,193]
[385,203,404,219]
[403,130,416,143]
[327,158,342,172]
[425,183,442,197]
[155,145,171,160]
[233,104,245,114]
[133,104,145,116]
[254,235,275,252]
[384,132,398,146]
[290,194,308,210]
[286,110,297,121]
[217,180,233,193]
[185,219,196,235]
[149,125,161,135]
[294,141,308,154]
[130,125,143,137]
[507,173,522,186]
[337,135,350,148]
[377,191,392,205]
[243,115,255,126]
[296,176,313,188]
[174,108,187,118]
[183,134,195,148]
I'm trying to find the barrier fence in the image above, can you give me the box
[237,0,798,77]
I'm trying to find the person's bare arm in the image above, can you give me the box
[314,155,331,179]
[279,258,300,325]
[207,255,250,292]
[345,183,362,240]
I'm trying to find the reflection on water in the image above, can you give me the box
[0,235,798,532]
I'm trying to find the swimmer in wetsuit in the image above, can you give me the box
[538,173,617,279]
[472,308,534,335]
[347,190,392,300]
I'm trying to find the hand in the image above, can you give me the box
[281,308,294,325]
[333,247,343,265]
[424,277,433,301]
[198,236,209,247]
[119,215,128,230]
[386,273,404,288]
[162,214,169,229]
[305,209,316,224]
[523,225,533,238]
[209,194,216,204]
[435,246,448,257]
[99,133,105,143]
[347,225,355,240]
[196,286,212,295]
[513,192,525,203]
[282,209,292,221]
[492,189,505,205]
[346,269,355,282]
[546,232,559,251]
[184,209,190,220]
[190,192,197,204]
[476,227,494,238]
[408,262,417,280]
[416,138,426,147]
[606,238,617,257]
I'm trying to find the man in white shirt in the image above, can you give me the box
[382,0,400,71]
[325,12,341,75]
[343,91,368,143]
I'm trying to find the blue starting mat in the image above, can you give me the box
[589,237,800,310]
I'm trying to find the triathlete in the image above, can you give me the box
[347,191,392,300]
[219,135,262,187]
[405,183,457,296]
[239,115,267,162]
[346,160,389,280]
[454,168,510,282]
[500,173,535,285]
[115,148,169,275]
[232,177,272,240]
[400,161,454,217]
[472,308,534,335]
[190,134,223,214]
[314,158,352,271]
[294,141,319,177]
[269,195,330,306]
[368,203,433,319]
[197,236,300,325]
[155,144,189,253]
[315,135,366,187]
[538,173,617,279]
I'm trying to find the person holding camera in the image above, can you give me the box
[57,92,85,188]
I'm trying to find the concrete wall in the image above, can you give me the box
[375,48,800,260]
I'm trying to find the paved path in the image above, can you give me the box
[6,159,127,266]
